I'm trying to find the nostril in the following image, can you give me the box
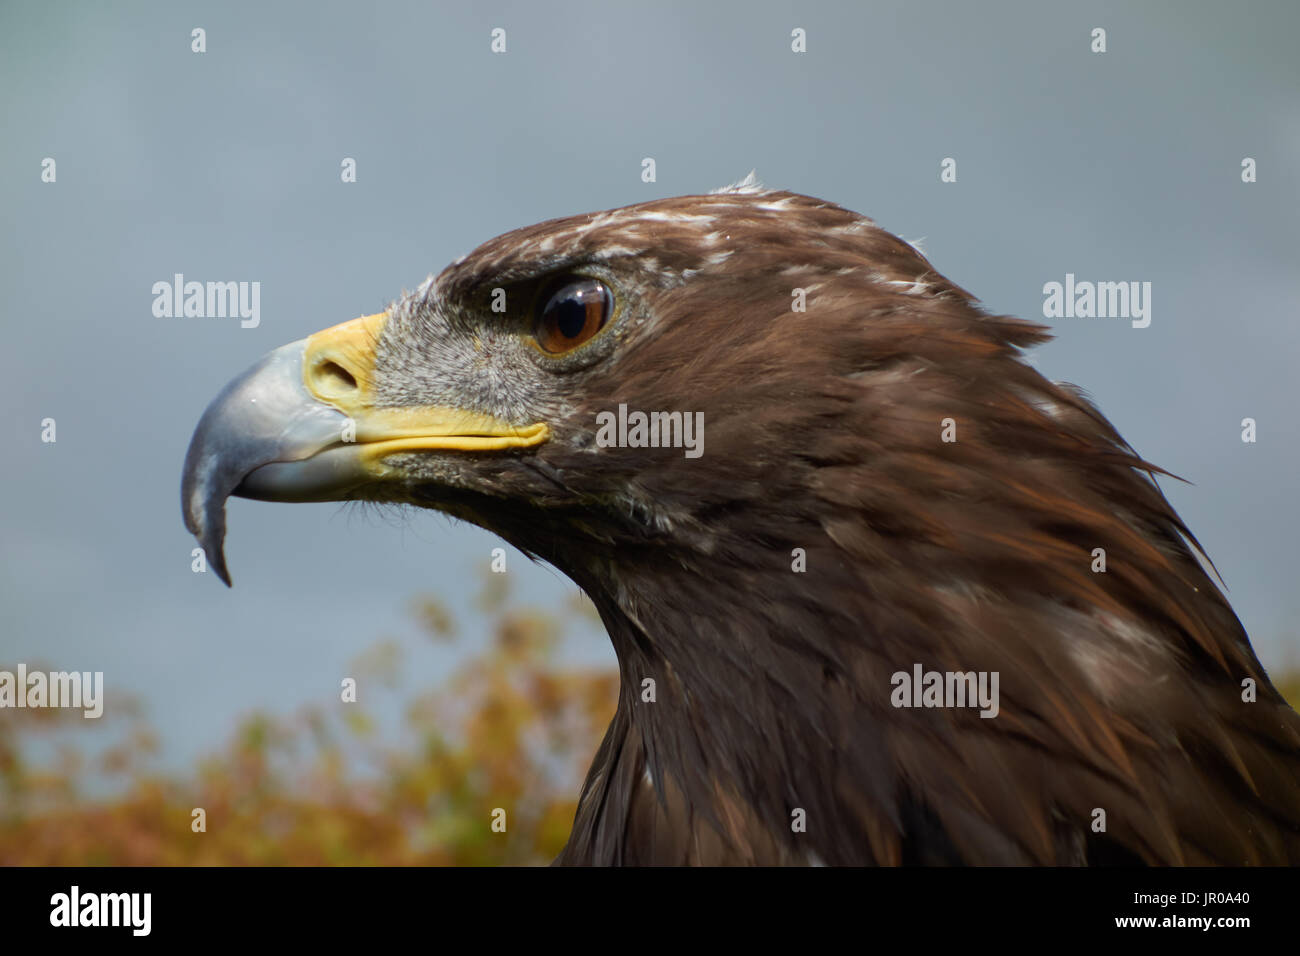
[314,359,358,396]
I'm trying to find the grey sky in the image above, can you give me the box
[2,0,1297,769]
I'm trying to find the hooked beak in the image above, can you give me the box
[180,312,549,585]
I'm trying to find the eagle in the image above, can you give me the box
[182,177,1300,865]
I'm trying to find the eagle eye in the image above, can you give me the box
[534,278,612,354]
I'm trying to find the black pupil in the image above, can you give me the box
[555,295,587,338]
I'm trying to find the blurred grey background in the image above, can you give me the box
[2,0,1297,768]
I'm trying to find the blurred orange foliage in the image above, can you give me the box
[0,579,617,865]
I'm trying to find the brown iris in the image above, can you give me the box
[534,278,613,354]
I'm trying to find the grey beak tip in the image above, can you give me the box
[180,338,354,590]
[182,467,235,588]
[179,344,302,591]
